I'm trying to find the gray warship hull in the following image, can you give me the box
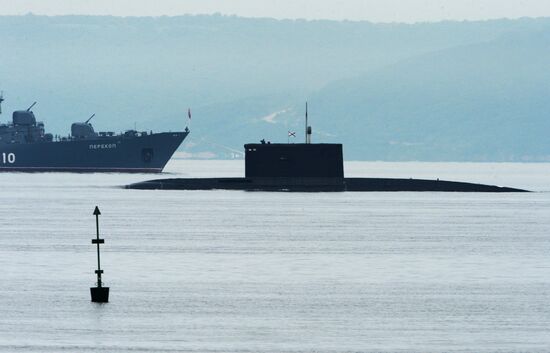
[0,131,188,173]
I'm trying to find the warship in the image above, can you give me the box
[0,94,189,172]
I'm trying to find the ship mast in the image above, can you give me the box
[0,91,4,115]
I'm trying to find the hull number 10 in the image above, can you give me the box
[2,153,16,164]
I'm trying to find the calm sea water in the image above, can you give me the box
[0,160,549,352]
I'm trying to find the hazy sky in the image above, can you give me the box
[1,0,550,23]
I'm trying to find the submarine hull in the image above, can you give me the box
[125,142,528,192]
[0,131,188,173]
[126,177,528,192]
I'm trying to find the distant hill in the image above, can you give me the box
[1,15,550,160]
[306,30,550,161]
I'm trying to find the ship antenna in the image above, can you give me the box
[0,91,4,115]
[26,101,37,112]
[85,113,96,124]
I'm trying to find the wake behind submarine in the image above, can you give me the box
[126,113,528,193]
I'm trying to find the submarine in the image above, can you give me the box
[126,107,527,192]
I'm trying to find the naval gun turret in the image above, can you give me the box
[13,102,38,126]
[71,114,98,139]
[0,102,46,144]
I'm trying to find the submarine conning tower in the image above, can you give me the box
[244,143,344,179]
[244,102,344,179]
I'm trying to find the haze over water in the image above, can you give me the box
[0,160,549,352]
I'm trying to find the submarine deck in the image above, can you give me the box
[125,177,528,192]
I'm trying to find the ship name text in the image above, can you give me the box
[89,143,117,150]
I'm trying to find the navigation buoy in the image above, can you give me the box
[90,206,109,303]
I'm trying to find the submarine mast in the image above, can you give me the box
[305,102,312,144]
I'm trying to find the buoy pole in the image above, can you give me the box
[94,207,103,287]
[90,206,109,303]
